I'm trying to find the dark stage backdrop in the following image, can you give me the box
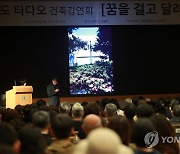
[0,25,180,98]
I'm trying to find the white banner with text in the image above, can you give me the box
[0,1,180,26]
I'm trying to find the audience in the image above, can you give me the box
[9,117,25,133]
[14,105,24,119]
[110,99,123,115]
[0,144,15,154]
[45,114,75,154]
[124,103,136,126]
[95,100,105,117]
[132,96,146,106]
[170,104,180,123]
[36,99,47,109]
[1,95,180,154]
[0,107,6,122]
[156,97,173,119]
[32,110,54,146]
[104,103,117,123]
[83,102,100,117]
[18,124,47,154]
[78,114,102,139]
[22,104,32,124]
[136,103,154,119]
[71,103,84,132]
[101,97,111,110]
[130,118,160,154]
[59,101,71,114]
[108,115,131,146]
[4,108,19,123]
[170,99,179,110]
[73,127,133,154]
[150,114,180,154]
[0,122,20,154]
[125,98,133,104]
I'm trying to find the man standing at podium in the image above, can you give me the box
[47,77,60,107]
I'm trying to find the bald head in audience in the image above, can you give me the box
[82,114,102,134]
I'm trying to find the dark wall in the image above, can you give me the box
[113,25,180,95]
[1,25,180,98]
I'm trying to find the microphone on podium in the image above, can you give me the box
[14,80,16,86]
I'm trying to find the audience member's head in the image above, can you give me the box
[108,115,130,146]
[0,144,15,154]
[175,95,180,104]
[71,103,84,118]
[39,105,50,111]
[136,104,154,118]
[36,99,46,108]
[110,99,121,110]
[51,114,73,139]
[0,107,6,122]
[0,122,20,154]
[29,108,38,119]
[95,100,105,117]
[32,110,50,131]
[47,110,58,124]
[104,103,117,119]
[124,98,133,104]
[49,105,59,113]
[95,100,103,110]
[170,99,180,110]
[82,114,102,135]
[150,114,179,154]
[83,102,100,117]
[81,101,88,108]
[101,98,110,110]
[18,124,47,154]
[30,103,38,109]
[73,127,133,154]
[131,118,155,148]
[172,104,180,117]
[9,118,25,133]
[14,105,23,118]
[4,108,19,123]
[146,99,156,110]
[132,96,146,106]
[158,97,171,108]
[124,103,136,122]
[22,104,31,118]
[59,101,71,114]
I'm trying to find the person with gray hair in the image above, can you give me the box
[104,103,117,123]
[72,103,84,118]
[32,110,54,146]
[59,101,71,114]
[71,103,84,132]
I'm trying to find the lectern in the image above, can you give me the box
[6,86,33,109]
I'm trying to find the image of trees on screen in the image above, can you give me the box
[68,26,114,95]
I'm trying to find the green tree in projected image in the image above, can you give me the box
[93,27,112,60]
[68,27,87,54]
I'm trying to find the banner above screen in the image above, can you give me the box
[0,1,180,26]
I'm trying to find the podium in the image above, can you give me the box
[6,86,33,109]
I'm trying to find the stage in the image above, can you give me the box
[32,93,180,104]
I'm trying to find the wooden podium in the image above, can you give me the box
[6,86,33,109]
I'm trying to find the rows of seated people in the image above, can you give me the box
[0,96,180,154]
